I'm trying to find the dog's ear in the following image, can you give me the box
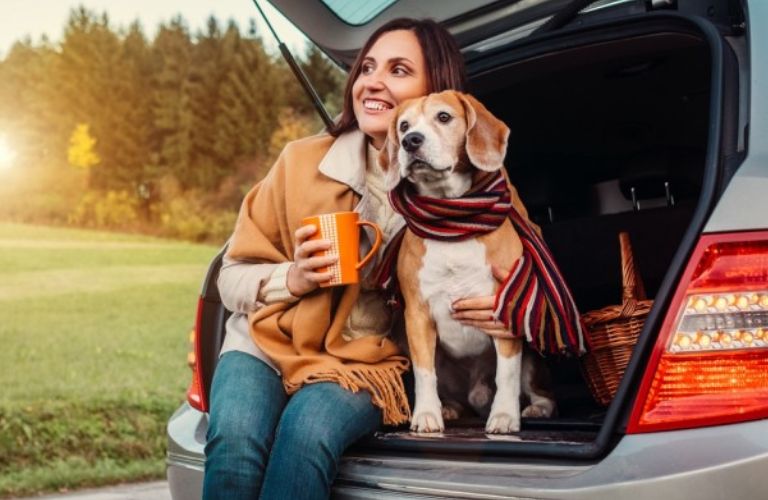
[378,107,403,190]
[457,92,510,172]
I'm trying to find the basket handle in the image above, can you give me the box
[619,232,647,304]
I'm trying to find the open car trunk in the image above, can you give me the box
[195,9,740,465]
[347,13,738,458]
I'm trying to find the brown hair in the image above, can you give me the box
[329,18,467,137]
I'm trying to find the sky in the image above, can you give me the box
[0,0,310,58]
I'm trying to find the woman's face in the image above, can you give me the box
[352,29,428,149]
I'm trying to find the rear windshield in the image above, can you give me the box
[320,0,397,25]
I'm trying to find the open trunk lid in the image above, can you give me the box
[264,0,627,67]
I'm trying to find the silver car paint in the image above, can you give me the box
[166,404,205,499]
[706,1,767,233]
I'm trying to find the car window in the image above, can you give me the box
[320,0,398,25]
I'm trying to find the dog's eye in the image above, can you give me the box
[437,112,452,123]
[399,121,409,133]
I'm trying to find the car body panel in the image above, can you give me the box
[706,1,768,233]
[167,403,205,499]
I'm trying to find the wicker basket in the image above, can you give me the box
[581,232,653,406]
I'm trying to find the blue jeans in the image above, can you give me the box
[202,351,383,500]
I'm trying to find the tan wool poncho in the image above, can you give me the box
[228,133,411,425]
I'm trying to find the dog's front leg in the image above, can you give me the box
[486,337,523,433]
[404,304,444,433]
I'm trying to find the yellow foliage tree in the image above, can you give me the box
[67,123,100,170]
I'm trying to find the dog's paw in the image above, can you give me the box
[468,383,493,413]
[485,412,520,434]
[411,411,445,433]
[441,403,461,421]
[522,403,554,418]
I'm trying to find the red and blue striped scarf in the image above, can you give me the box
[381,171,586,356]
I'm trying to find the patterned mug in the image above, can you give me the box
[301,211,383,287]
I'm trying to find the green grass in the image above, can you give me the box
[0,222,219,497]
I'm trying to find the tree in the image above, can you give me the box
[150,17,193,187]
[109,22,154,189]
[58,7,125,189]
[177,15,226,189]
[0,41,65,170]
[298,44,345,117]
[211,23,283,188]
[67,123,100,170]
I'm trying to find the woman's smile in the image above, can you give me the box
[362,98,394,112]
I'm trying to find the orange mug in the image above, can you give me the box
[301,211,383,287]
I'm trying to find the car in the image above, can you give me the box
[167,0,768,498]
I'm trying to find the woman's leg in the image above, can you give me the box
[203,351,288,500]
[258,382,382,500]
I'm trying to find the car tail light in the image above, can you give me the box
[627,231,768,433]
[186,297,208,412]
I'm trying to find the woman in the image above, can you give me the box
[202,18,469,500]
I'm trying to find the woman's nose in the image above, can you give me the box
[361,70,385,90]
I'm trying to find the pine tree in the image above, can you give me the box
[211,23,283,188]
[180,15,225,189]
[150,17,193,186]
[0,41,66,170]
[112,22,154,190]
[58,7,125,189]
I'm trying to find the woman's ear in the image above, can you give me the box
[457,92,510,172]
[378,110,403,191]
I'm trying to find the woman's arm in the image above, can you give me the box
[217,254,296,314]
[218,224,339,313]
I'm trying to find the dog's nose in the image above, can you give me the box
[401,132,424,152]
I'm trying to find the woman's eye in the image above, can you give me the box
[437,112,452,123]
[392,65,409,76]
[399,121,409,133]
[361,63,374,75]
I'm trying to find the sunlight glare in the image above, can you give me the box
[0,135,16,170]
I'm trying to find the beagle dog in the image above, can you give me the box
[379,90,555,433]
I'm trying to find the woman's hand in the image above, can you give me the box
[450,265,513,338]
[286,224,338,297]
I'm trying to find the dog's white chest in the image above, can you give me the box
[418,238,495,357]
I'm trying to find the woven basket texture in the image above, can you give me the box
[581,232,653,406]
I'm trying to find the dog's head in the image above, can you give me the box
[378,90,510,198]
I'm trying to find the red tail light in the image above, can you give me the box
[628,230,768,433]
[186,297,208,412]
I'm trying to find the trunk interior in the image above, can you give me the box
[198,17,724,458]
[365,25,713,449]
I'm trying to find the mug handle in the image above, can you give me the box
[356,220,383,270]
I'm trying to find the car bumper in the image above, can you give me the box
[166,403,206,500]
[167,402,768,499]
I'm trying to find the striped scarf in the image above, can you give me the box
[383,172,586,356]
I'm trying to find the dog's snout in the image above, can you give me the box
[402,132,425,153]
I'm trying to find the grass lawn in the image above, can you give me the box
[0,222,219,497]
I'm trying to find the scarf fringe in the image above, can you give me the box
[492,208,586,355]
[284,365,411,425]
